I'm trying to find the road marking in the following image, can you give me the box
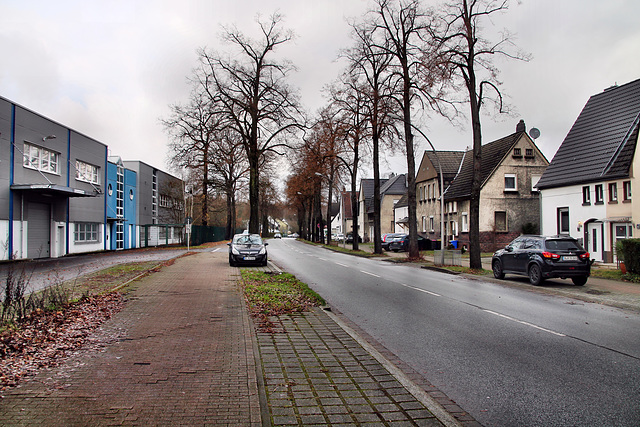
[483,310,566,337]
[360,270,380,277]
[400,283,441,297]
[211,248,221,253]
[335,262,350,268]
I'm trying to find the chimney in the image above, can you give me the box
[516,119,526,133]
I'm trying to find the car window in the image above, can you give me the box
[509,238,525,249]
[234,235,263,245]
[545,239,581,251]
[522,238,541,250]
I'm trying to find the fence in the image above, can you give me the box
[138,224,241,248]
[433,249,462,266]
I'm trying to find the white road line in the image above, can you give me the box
[483,310,566,337]
[360,270,380,277]
[335,262,350,268]
[400,283,441,297]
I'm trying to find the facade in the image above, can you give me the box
[418,120,548,251]
[106,157,137,250]
[357,174,406,241]
[0,96,106,260]
[536,79,639,262]
[332,190,353,237]
[0,95,184,260]
[123,161,185,247]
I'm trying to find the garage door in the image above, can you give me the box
[28,202,50,259]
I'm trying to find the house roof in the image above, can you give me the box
[380,173,406,195]
[536,78,640,189]
[394,193,409,209]
[444,131,525,199]
[425,151,465,179]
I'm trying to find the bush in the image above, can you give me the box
[619,239,640,274]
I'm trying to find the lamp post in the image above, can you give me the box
[411,125,446,266]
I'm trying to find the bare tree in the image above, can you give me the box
[327,74,369,251]
[369,0,438,258]
[163,88,218,226]
[434,0,528,268]
[198,13,304,234]
[345,18,397,254]
[207,130,248,239]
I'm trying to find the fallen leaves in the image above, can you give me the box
[0,292,124,389]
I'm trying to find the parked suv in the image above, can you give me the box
[492,235,591,286]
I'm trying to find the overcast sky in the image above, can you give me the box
[2,0,639,179]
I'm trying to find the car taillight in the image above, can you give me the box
[579,252,590,260]
[542,251,560,259]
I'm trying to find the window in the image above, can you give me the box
[449,220,457,236]
[76,160,100,184]
[446,201,457,213]
[513,148,522,157]
[609,182,618,203]
[595,184,604,204]
[525,148,534,158]
[623,181,632,201]
[461,212,468,232]
[582,186,591,205]
[419,186,424,202]
[429,216,434,232]
[531,174,541,192]
[504,174,517,191]
[495,211,507,232]
[557,207,569,234]
[23,142,59,174]
[74,223,99,242]
[422,216,426,232]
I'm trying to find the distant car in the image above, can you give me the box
[345,232,362,244]
[228,233,268,267]
[381,233,402,251]
[290,233,300,238]
[491,235,591,286]
[388,234,430,252]
[335,233,346,242]
[274,233,282,239]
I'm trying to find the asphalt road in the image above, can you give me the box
[267,238,640,427]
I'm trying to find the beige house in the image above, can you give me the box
[358,174,406,241]
[417,120,549,251]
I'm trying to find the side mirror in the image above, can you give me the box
[264,242,269,246]
[227,242,231,246]
[505,245,513,252]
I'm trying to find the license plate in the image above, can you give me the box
[562,255,578,261]
[244,256,256,261]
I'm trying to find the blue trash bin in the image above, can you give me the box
[449,240,458,249]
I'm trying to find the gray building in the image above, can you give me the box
[0,96,106,260]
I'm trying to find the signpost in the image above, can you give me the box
[185,216,193,251]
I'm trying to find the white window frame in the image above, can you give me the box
[461,212,468,232]
[623,181,632,201]
[531,174,541,192]
[504,173,517,192]
[74,223,100,243]
[23,142,60,175]
[76,160,100,184]
[429,216,434,232]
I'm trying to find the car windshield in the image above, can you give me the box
[233,234,263,245]
[545,239,582,251]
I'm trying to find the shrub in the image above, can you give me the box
[620,239,640,274]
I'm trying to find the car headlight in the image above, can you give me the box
[231,246,240,255]
[258,247,266,255]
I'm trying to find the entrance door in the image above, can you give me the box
[27,202,50,259]
[586,222,603,262]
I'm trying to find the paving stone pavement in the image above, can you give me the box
[0,250,261,426]
[0,249,473,426]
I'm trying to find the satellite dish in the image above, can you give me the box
[529,128,541,140]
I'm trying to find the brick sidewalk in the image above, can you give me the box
[0,251,261,426]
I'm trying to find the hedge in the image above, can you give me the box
[620,239,640,274]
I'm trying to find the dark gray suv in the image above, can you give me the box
[492,235,591,286]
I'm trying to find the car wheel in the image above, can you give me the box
[492,260,505,279]
[229,255,235,267]
[262,259,268,267]
[572,276,588,286]
[528,263,544,286]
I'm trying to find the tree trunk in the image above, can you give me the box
[372,132,382,254]
[248,151,260,234]
[403,72,419,259]
[468,66,483,269]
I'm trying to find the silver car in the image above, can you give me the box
[228,233,268,266]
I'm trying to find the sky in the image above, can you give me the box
[1,0,639,180]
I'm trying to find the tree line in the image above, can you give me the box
[164,0,526,268]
